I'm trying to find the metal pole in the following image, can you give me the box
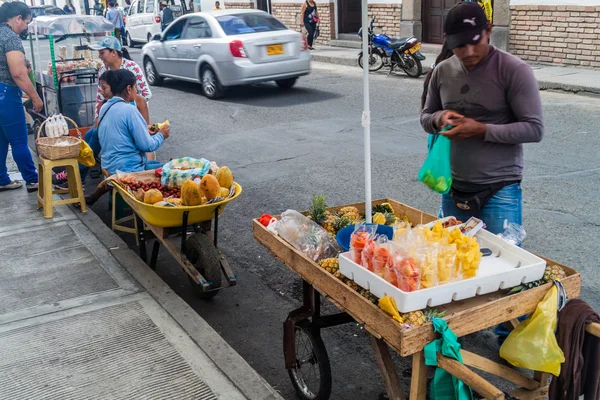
[361,0,372,224]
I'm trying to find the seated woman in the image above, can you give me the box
[86,69,170,204]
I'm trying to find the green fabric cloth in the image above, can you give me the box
[423,318,474,400]
[28,69,35,87]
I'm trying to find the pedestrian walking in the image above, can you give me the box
[420,1,544,235]
[159,1,174,31]
[300,0,318,50]
[93,0,104,16]
[213,1,222,10]
[0,2,43,192]
[188,0,198,12]
[63,0,76,14]
[105,1,124,43]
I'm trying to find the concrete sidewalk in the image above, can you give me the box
[311,45,600,95]
[0,154,283,400]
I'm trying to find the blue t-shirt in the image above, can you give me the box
[98,97,164,175]
[106,7,124,29]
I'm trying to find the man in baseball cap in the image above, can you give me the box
[420,1,544,240]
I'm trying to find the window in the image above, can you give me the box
[183,17,212,39]
[129,1,137,14]
[216,13,286,36]
[164,19,187,40]
[145,0,154,13]
[137,0,145,14]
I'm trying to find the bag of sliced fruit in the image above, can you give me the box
[160,157,211,188]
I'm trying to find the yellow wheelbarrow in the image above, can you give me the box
[107,171,242,299]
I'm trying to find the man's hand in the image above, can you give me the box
[32,96,43,113]
[441,117,486,141]
[437,110,464,130]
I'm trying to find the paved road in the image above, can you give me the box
[85,47,600,399]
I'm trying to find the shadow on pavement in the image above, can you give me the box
[159,78,342,107]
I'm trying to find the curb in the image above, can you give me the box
[312,53,599,95]
[537,81,600,95]
[75,207,284,400]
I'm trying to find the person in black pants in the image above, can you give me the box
[300,0,318,50]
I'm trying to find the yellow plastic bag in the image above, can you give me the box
[78,137,95,167]
[499,285,565,376]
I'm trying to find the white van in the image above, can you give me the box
[125,0,186,46]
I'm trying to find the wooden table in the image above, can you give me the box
[253,199,583,400]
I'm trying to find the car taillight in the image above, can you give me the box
[229,40,247,58]
[155,15,161,23]
[301,35,308,51]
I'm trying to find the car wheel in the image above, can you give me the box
[201,65,224,100]
[127,32,136,48]
[144,58,163,86]
[276,77,298,89]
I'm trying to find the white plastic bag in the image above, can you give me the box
[275,210,340,262]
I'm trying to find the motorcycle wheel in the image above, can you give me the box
[401,53,423,78]
[358,52,384,72]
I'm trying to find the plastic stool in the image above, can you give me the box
[37,156,87,218]
[102,168,138,243]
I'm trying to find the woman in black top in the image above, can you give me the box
[300,0,318,50]
[0,2,43,192]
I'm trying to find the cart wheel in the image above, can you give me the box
[288,320,332,400]
[185,232,222,299]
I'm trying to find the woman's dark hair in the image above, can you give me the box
[420,41,454,111]
[116,47,131,61]
[0,2,31,23]
[103,69,136,96]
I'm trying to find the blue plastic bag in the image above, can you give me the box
[418,128,452,194]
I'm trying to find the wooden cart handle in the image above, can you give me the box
[587,322,600,338]
[36,115,81,140]
[437,355,505,400]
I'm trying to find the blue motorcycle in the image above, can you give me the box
[358,19,426,78]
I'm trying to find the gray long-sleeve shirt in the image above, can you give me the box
[420,47,544,186]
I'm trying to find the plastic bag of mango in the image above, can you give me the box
[424,221,482,279]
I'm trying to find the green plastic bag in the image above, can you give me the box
[499,285,566,376]
[424,318,474,400]
[418,128,452,194]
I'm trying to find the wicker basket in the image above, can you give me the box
[36,116,82,160]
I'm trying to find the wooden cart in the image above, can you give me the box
[110,174,242,299]
[253,199,585,400]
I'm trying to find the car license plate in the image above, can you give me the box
[409,43,421,54]
[267,44,284,56]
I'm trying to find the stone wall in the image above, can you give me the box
[510,5,600,68]
[271,2,401,44]
[224,1,255,8]
[272,2,335,44]
[368,4,402,38]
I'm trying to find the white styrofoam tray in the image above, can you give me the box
[338,229,546,313]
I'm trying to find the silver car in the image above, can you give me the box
[141,10,311,99]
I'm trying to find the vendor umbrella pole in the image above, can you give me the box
[361,0,372,224]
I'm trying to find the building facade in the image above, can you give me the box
[221,0,600,68]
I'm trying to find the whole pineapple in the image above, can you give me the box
[543,265,566,283]
[318,258,339,274]
[339,206,361,223]
[333,215,353,232]
[308,194,328,226]
[322,214,340,234]
[401,310,427,327]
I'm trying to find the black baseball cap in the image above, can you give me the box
[444,2,488,50]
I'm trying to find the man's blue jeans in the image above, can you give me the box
[0,84,38,186]
[440,183,523,235]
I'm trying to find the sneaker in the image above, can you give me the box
[26,182,39,193]
[53,181,69,191]
[52,170,68,185]
[0,180,23,191]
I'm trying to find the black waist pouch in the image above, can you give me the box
[449,180,520,216]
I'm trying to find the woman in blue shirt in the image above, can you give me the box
[86,69,170,205]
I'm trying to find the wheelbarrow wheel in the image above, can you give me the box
[185,232,222,299]
[288,320,332,400]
